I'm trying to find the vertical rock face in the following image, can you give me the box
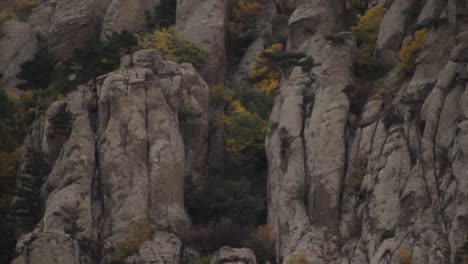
[0,21,38,92]
[267,0,468,263]
[28,0,113,58]
[176,0,227,85]
[100,0,159,41]
[12,50,209,264]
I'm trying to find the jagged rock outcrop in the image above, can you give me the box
[267,0,468,263]
[211,247,257,264]
[27,0,112,58]
[0,21,38,92]
[12,49,209,264]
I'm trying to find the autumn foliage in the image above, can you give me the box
[228,0,262,39]
[352,4,385,60]
[399,28,428,73]
[139,27,209,69]
[248,43,284,95]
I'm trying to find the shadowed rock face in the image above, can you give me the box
[266,0,468,263]
[11,50,209,264]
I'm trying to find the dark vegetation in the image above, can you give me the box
[14,149,51,232]
[149,0,177,29]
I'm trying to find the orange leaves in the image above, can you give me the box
[397,249,412,264]
[248,43,284,95]
[228,0,262,39]
[399,28,428,72]
[352,4,385,60]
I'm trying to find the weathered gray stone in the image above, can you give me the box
[12,49,209,264]
[211,247,257,264]
[100,0,159,41]
[0,21,38,92]
[177,0,226,85]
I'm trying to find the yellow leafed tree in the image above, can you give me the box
[399,28,428,72]
[352,4,386,60]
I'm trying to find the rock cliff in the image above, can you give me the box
[266,0,468,263]
[2,0,468,263]
[11,50,209,264]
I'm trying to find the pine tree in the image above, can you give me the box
[16,52,55,90]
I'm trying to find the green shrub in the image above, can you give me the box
[257,50,315,74]
[351,4,389,80]
[225,111,267,162]
[380,229,395,241]
[139,28,209,69]
[111,219,155,263]
[68,31,138,83]
[233,88,273,120]
[185,175,266,226]
[17,52,55,90]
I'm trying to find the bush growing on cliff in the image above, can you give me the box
[228,0,262,40]
[351,4,388,80]
[352,4,385,60]
[248,43,315,94]
[69,31,138,83]
[185,174,266,226]
[180,218,250,253]
[139,28,208,69]
[111,219,155,263]
[17,52,55,90]
[399,28,428,73]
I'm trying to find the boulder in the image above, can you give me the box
[211,247,257,264]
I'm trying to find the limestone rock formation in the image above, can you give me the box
[27,0,112,58]
[11,49,209,264]
[0,21,38,92]
[266,0,468,263]
[100,0,159,41]
[211,247,257,264]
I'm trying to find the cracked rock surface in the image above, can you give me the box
[11,50,209,264]
[266,0,468,263]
